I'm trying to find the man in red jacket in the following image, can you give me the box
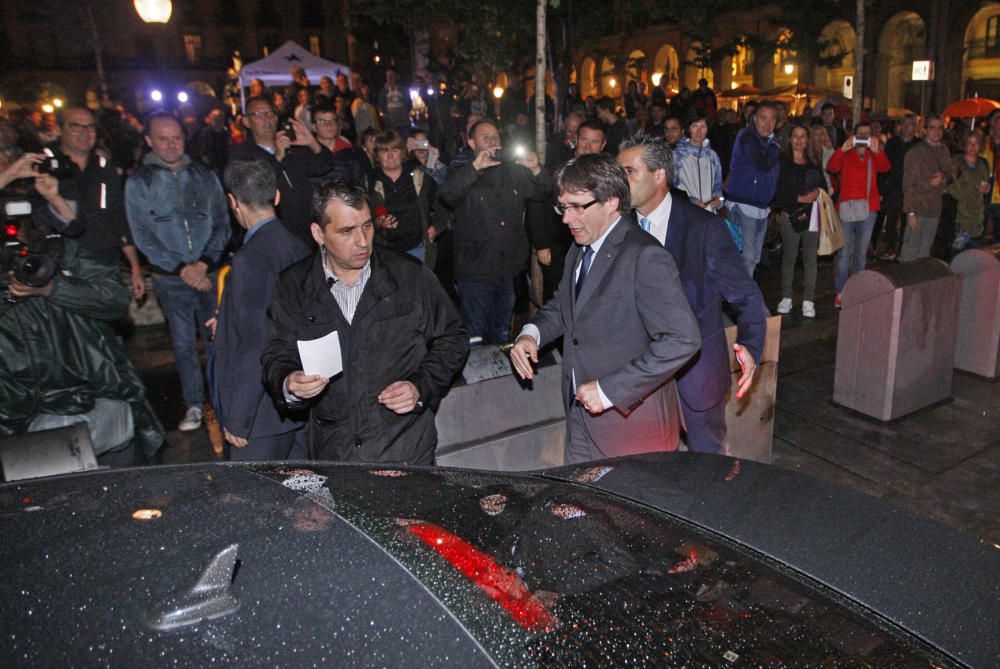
[826,121,891,307]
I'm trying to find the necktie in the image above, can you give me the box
[575,245,593,299]
[639,216,651,232]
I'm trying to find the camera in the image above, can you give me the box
[853,137,871,148]
[282,120,296,141]
[1,198,62,291]
[36,155,74,178]
[413,139,430,150]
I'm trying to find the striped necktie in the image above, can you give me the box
[639,216,652,232]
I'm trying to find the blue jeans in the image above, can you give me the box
[835,212,877,293]
[455,278,515,344]
[154,274,217,408]
[731,206,767,277]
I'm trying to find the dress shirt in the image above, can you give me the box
[242,216,277,245]
[637,192,673,246]
[520,217,622,409]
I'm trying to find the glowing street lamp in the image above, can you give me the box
[651,72,663,87]
[493,86,504,100]
[134,0,172,23]
[177,91,189,103]
[41,104,55,114]
[608,78,617,89]
[52,98,64,108]
[150,89,163,102]
[783,63,795,75]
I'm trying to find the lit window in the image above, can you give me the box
[183,34,202,65]
[309,35,321,56]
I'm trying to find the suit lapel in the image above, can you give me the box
[665,198,683,256]
[574,219,628,314]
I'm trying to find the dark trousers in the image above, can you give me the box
[679,393,727,455]
[879,189,904,255]
[455,277,516,344]
[154,275,217,409]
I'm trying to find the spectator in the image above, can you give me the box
[827,121,891,305]
[547,112,583,168]
[0,152,164,464]
[670,87,693,120]
[439,118,552,343]
[947,132,991,252]
[575,118,607,156]
[663,116,684,149]
[774,125,826,318]
[709,109,739,180]
[623,80,646,120]
[378,68,412,135]
[230,95,331,245]
[595,97,628,156]
[293,87,314,134]
[808,122,836,194]
[407,129,447,185]
[311,106,366,190]
[125,113,230,432]
[774,101,792,151]
[371,130,440,265]
[248,78,267,98]
[878,114,919,260]
[820,102,846,148]
[335,71,355,103]
[690,78,718,120]
[261,182,468,464]
[673,111,723,212]
[333,93,357,144]
[645,102,667,136]
[901,114,954,262]
[52,106,145,298]
[350,81,380,137]
[499,74,527,123]
[981,110,1000,241]
[192,108,229,178]
[726,101,782,277]
[213,159,311,461]
[316,75,336,103]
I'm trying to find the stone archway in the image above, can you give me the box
[815,20,856,94]
[580,57,597,98]
[600,56,618,97]
[682,42,712,91]
[654,44,680,93]
[963,2,1000,100]
[877,11,927,112]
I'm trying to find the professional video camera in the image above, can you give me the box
[1,197,64,291]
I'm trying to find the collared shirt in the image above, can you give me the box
[256,143,277,156]
[637,193,673,247]
[523,216,621,410]
[243,216,277,246]
[321,247,371,325]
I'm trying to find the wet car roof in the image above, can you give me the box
[1,454,996,667]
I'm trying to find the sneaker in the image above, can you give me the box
[834,293,842,309]
[776,298,793,314]
[802,300,816,318]
[178,406,203,432]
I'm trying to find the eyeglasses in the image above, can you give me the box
[247,110,278,119]
[314,118,338,126]
[66,123,98,133]
[554,199,599,216]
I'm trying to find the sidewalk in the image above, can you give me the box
[129,254,1000,546]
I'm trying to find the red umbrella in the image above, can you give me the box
[943,97,1000,119]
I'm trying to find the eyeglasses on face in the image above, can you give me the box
[66,123,98,133]
[247,110,278,119]
[554,199,599,216]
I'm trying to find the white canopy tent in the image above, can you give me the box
[238,41,351,111]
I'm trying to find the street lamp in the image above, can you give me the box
[651,72,663,87]
[783,63,795,75]
[134,0,172,23]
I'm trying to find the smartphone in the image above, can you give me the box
[282,121,296,141]
[853,137,871,147]
[414,139,430,150]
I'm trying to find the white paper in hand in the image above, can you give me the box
[296,330,343,379]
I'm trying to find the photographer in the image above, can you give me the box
[0,144,164,464]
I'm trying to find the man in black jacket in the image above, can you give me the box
[261,182,468,464]
[230,96,332,245]
[439,118,551,343]
[214,159,312,461]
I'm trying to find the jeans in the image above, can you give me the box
[154,274,217,408]
[731,206,767,277]
[779,215,819,302]
[835,212,877,293]
[899,215,939,262]
[455,278,516,344]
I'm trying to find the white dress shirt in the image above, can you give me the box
[638,192,672,246]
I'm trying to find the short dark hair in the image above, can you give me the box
[595,96,616,113]
[686,109,710,128]
[224,159,277,210]
[698,78,709,87]
[467,118,499,140]
[312,181,370,229]
[144,111,182,135]
[853,120,872,133]
[555,153,631,215]
[310,102,336,123]
[754,100,779,116]
[577,118,607,137]
[245,95,276,112]
[374,130,405,153]
[359,127,379,146]
[663,115,683,128]
[820,102,836,113]
[56,105,95,126]
[619,132,675,186]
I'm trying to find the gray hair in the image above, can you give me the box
[619,131,676,186]
[555,153,631,216]
[312,181,371,229]
[224,159,277,210]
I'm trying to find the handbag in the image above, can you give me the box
[817,190,844,255]
[837,156,872,223]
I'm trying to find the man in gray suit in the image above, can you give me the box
[509,153,701,463]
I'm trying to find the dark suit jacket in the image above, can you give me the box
[530,218,700,455]
[215,218,312,439]
[229,142,332,245]
[629,196,767,411]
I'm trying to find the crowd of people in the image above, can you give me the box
[1,63,997,470]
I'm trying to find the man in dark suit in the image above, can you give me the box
[213,159,312,460]
[510,154,701,464]
[618,133,768,454]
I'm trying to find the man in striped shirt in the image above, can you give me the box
[261,182,468,464]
